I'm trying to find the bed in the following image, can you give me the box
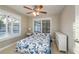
[16,33,51,54]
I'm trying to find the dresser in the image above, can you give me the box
[55,32,67,52]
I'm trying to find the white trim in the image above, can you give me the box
[19,18,21,35]
[41,19,42,33]
[0,42,16,52]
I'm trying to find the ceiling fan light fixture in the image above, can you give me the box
[36,12,39,15]
[24,5,47,16]
[37,8,40,11]
[33,12,36,16]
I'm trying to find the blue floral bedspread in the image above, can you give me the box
[16,33,51,54]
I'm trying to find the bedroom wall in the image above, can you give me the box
[51,15,60,35]
[59,5,75,53]
[0,6,29,48]
[27,16,33,33]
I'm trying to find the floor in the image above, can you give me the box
[0,43,17,54]
[51,41,60,54]
[0,41,64,54]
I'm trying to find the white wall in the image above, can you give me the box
[51,15,60,33]
[60,6,75,53]
[27,16,33,33]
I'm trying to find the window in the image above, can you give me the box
[13,18,20,34]
[33,18,51,33]
[7,16,20,34]
[0,15,6,37]
[42,20,50,33]
[34,20,41,33]
[0,9,21,39]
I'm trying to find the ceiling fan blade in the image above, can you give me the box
[26,12,32,14]
[24,6,32,10]
[40,11,47,14]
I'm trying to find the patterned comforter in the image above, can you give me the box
[16,33,51,54]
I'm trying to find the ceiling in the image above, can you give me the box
[6,5,64,17]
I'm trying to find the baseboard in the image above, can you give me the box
[68,50,74,54]
[0,42,16,52]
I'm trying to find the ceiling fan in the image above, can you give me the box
[24,5,47,16]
